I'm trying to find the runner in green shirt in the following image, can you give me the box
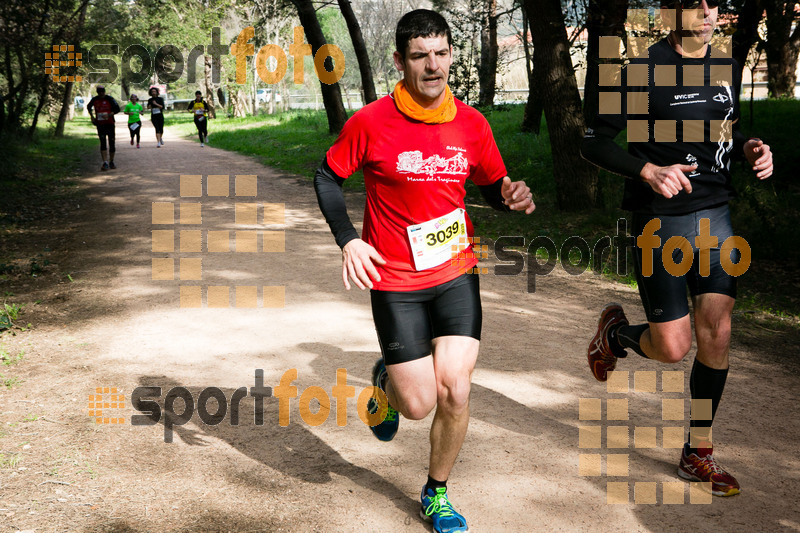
[123,94,144,148]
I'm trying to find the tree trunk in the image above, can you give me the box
[520,1,542,133]
[13,49,29,125]
[55,0,89,137]
[478,0,498,107]
[291,0,348,133]
[54,82,74,137]
[121,79,130,102]
[28,75,50,137]
[525,0,599,209]
[521,65,543,133]
[337,0,378,104]
[583,0,628,127]
[233,88,248,117]
[521,1,532,81]
[764,0,800,98]
[732,0,765,82]
[203,55,217,118]
[3,48,18,133]
[252,58,259,115]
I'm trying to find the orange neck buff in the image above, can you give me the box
[393,80,457,124]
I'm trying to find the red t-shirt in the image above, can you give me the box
[326,95,507,291]
[89,96,116,124]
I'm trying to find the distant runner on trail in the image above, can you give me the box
[581,0,773,497]
[123,94,143,149]
[86,85,121,171]
[314,9,535,532]
[187,91,210,147]
[147,87,166,147]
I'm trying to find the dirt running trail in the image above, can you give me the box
[1,118,799,533]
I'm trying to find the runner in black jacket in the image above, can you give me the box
[582,0,773,498]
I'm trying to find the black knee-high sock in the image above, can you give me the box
[687,358,728,454]
[614,323,650,358]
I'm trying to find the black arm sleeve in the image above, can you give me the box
[732,129,748,161]
[581,127,648,180]
[477,177,511,212]
[313,158,360,249]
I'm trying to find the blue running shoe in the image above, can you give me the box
[420,486,468,532]
[366,358,399,441]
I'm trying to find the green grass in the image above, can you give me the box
[1,118,97,229]
[0,452,21,468]
[0,302,22,331]
[0,375,22,388]
[1,345,24,365]
[163,110,348,178]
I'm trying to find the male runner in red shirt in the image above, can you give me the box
[86,85,121,170]
[315,9,534,532]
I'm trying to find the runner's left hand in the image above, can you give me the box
[744,139,773,180]
[501,176,535,214]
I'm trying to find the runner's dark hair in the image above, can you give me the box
[395,9,451,59]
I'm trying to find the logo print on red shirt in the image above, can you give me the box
[396,151,469,178]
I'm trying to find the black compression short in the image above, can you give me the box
[370,273,481,365]
[151,113,164,134]
[633,203,739,323]
[96,123,115,152]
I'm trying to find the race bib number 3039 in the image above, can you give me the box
[406,208,468,271]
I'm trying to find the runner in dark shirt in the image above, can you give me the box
[187,91,210,147]
[147,87,166,147]
[582,0,773,498]
[86,85,121,171]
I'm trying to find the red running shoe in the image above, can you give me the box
[678,447,740,496]
[587,303,628,381]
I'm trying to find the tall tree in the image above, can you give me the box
[289,0,347,133]
[763,0,800,98]
[583,0,627,127]
[518,0,542,133]
[477,0,498,107]
[55,0,90,136]
[731,0,765,82]
[337,0,378,104]
[525,0,599,209]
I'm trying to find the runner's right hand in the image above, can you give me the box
[342,239,386,290]
[640,162,695,199]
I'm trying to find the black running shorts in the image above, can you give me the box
[632,204,740,323]
[96,123,115,152]
[370,273,482,365]
[151,113,164,134]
